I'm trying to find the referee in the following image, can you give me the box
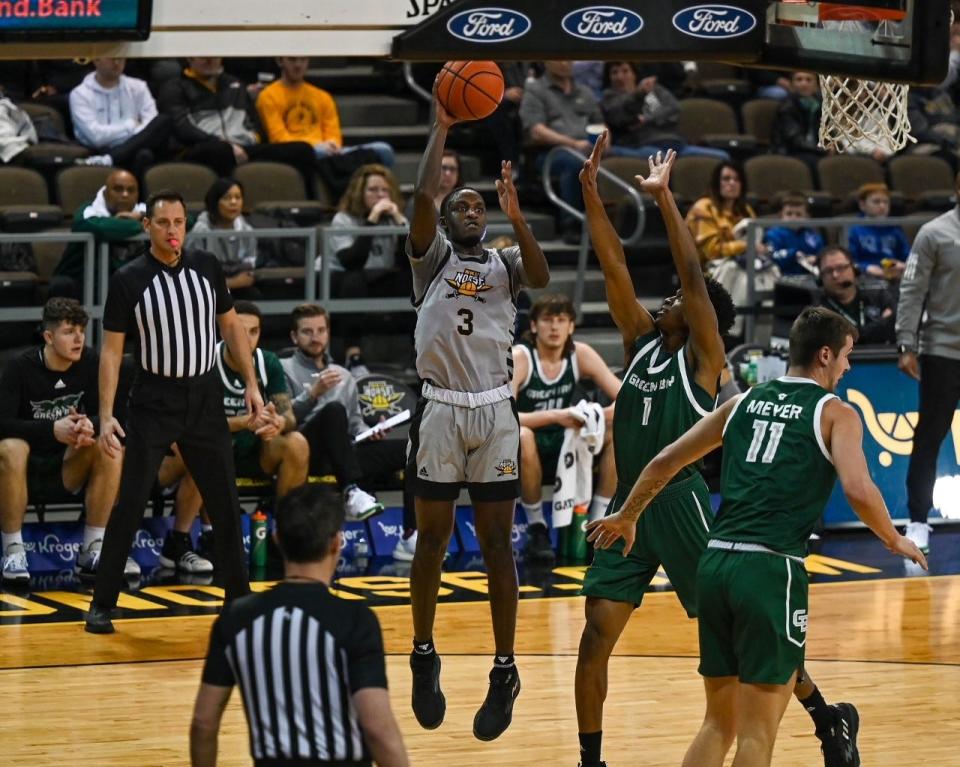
[190,485,408,767]
[85,189,263,634]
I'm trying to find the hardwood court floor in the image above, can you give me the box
[2,576,958,766]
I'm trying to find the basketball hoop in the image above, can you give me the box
[818,75,914,154]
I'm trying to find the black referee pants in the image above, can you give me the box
[93,371,250,609]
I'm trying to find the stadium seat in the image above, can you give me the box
[17,102,89,167]
[0,166,62,231]
[888,155,956,212]
[233,161,332,224]
[144,162,217,215]
[687,63,752,100]
[670,156,723,209]
[816,155,887,210]
[744,155,817,209]
[55,165,113,216]
[597,157,649,205]
[677,98,756,153]
[740,99,782,149]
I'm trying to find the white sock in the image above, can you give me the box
[201,524,213,533]
[522,501,546,527]
[83,525,106,550]
[589,495,612,522]
[2,530,23,552]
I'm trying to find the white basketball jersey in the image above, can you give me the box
[409,231,526,393]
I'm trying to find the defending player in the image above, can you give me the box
[511,293,621,562]
[589,306,927,766]
[575,134,860,767]
[405,77,549,741]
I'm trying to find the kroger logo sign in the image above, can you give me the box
[562,7,643,41]
[673,5,757,39]
[447,8,532,43]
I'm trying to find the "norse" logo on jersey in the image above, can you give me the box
[358,380,405,417]
[445,268,493,302]
[494,459,517,477]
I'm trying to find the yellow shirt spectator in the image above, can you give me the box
[257,80,342,147]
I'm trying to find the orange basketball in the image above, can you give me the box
[436,60,505,121]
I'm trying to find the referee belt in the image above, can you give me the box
[422,381,511,409]
[707,538,805,564]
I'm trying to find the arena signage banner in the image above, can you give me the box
[392,0,766,61]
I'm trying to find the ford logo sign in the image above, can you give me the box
[447,8,532,43]
[561,6,644,41]
[673,4,757,39]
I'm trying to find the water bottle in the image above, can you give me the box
[566,505,589,562]
[746,354,760,387]
[250,510,268,568]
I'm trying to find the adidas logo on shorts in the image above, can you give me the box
[419,466,429,477]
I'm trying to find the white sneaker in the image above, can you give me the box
[76,539,142,578]
[1,543,29,584]
[124,556,141,577]
[344,487,384,522]
[393,531,417,561]
[77,153,113,166]
[904,521,932,554]
[172,550,214,574]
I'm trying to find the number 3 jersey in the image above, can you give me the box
[409,230,527,393]
[615,330,716,488]
[715,376,839,557]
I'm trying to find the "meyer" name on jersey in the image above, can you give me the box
[745,399,804,420]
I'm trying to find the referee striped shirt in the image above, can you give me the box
[102,249,233,378]
[202,581,387,766]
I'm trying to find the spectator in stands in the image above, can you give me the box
[50,169,146,299]
[520,60,606,243]
[190,177,260,297]
[907,84,960,164]
[0,298,137,583]
[817,245,896,344]
[404,148,460,220]
[256,56,394,168]
[68,57,171,177]
[763,192,824,276]
[848,183,909,280]
[685,160,760,266]
[157,300,309,572]
[600,61,728,161]
[283,303,393,523]
[772,71,828,169]
[0,95,39,164]
[158,57,316,187]
[328,163,411,360]
[512,294,621,563]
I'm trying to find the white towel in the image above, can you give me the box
[552,400,606,527]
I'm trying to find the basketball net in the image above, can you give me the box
[818,75,914,155]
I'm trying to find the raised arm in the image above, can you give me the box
[587,395,739,554]
[409,77,461,257]
[579,130,654,349]
[827,400,927,567]
[496,160,548,288]
[637,150,726,388]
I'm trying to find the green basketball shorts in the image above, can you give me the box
[696,544,809,685]
[581,473,713,617]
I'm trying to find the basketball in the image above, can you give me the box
[436,60,505,121]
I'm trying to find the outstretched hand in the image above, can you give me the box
[578,129,609,195]
[888,534,929,571]
[432,74,461,129]
[585,511,637,557]
[636,149,677,195]
[496,161,520,219]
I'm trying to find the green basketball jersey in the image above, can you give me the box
[614,330,716,487]
[214,341,289,454]
[714,376,839,557]
[515,343,579,447]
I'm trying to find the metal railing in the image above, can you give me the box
[740,213,935,342]
[542,145,647,316]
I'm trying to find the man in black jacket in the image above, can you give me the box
[158,57,315,189]
[0,298,135,584]
[772,71,828,170]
